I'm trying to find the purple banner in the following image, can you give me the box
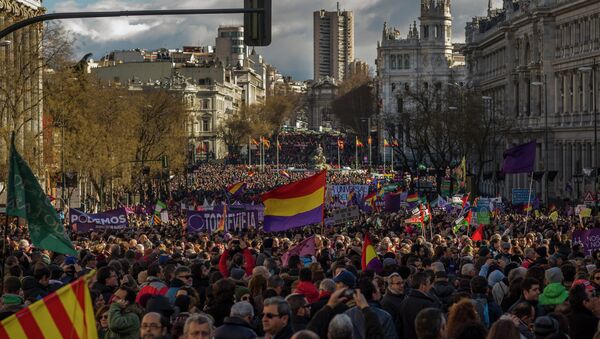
[230,204,264,222]
[572,228,600,256]
[187,207,258,233]
[70,208,128,232]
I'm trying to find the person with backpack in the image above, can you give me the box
[470,276,502,328]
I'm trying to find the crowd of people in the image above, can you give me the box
[1,163,600,339]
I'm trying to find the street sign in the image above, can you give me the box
[584,191,595,204]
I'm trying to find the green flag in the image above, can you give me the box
[6,135,76,255]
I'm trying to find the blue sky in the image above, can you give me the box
[41,0,496,80]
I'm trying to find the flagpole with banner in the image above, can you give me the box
[524,172,534,234]
[355,137,359,170]
[368,135,372,167]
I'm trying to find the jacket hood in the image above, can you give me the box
[539,283,568,305]
[432,281,454,297]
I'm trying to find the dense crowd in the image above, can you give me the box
[1,163,600,339]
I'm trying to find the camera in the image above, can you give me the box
[342,289,355,299]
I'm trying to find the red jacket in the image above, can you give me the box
[218,248,256,278]
[294,281,319,303]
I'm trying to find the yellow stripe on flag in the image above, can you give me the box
[0,315,27,338]
[263,187,325,217]
[60,282,86,338]
[29,302,62,338]
[84,281,97,339]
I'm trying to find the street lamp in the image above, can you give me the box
[0,40,11,47]
[531,77,548,208]
[580,62,597,212]
[482,96,497,196]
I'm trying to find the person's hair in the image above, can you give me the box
[95,305,110,322]
[512,302,534,319]
[263,297,292,320]
[446,299,479,339]
[415,308,445,339]
[285,293,307,314]
[33,266,51,281]
[357,277,376,301]
[147,264,161,277]
[411,272,431,289]
[97,266,117,285]
[560,264,576,282]
[470,276,488,294]
[299,267,312,282]
[143,312,167,330]
[183,313,214,336]
[269,275,285,288]
[453,321,487,339]
[213,278,236,303]
[327,314,353,339]
[569,284,589,309]
[174,266,191,278]
[117,285,136,304]
[486,319,520,339]
[230,301,254,318]
[293,329,320,339]
[248,274,267,297]
[461,263,475,276]
[319,278,336,293]
[521,278,540,293]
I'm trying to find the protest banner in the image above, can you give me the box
[324,205,360,226]
[70,208,128,232]
[572,229,600,256]
[230,203,264,222]
[328,185,369,203]
[187,207,258,233]
[512,188,535,205]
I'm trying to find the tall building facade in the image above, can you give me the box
[464,0,600,203]
[0,0,45,179]
[376,0,465,161]
[215,25,248,68]
[313,3,354,81]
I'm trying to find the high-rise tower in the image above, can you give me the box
[313,3,354,81]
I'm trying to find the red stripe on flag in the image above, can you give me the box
[71,279,86,312]
[0,324,10,339]
[16,307,44,338]
[45,291,80,339]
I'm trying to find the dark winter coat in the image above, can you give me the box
[214,316,257,339]
[398,290,440,339]
[568,305,599,339]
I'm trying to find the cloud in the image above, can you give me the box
[46,0,492,80]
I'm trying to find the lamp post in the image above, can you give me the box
[579,62,597,213]
[0,40,11,47]
[532,75,548,208]
[482,96,496,197]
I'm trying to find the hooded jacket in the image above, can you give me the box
[538,283,568,306]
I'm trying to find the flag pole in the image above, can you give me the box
[369,140,372,168]
[383,145,386,174]
[524,171,534,234]
[1,215,9,294]
[355,138,358,170]
[248,136,251,167]
[391,146,394,172]
[276,136,279,171]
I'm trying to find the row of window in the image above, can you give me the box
[389,54,411,70]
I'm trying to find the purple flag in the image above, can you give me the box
[281,236,316,267]
[502,141,536,173]
[572,229,600,256]
[384,192,401,212]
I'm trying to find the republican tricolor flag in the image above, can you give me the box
[227,182,246,197]
[362,234,382,273]
[0,272,97,338]
[261,171,326,232]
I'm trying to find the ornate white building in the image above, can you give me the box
[464,0,600,203]
[376,0,466,161]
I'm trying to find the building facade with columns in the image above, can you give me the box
[464,0,600,203]
[376,0,466,162]
[0,0,45,180]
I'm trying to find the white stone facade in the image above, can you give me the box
[464,0,600,203]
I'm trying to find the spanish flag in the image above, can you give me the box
[392,139,400,147]
[0,272,97,338]
[383,139,390,147]
[226,182,246,197]
[216,204,227,233]
[361,234,382,272]
[356,137,364,147]
[251,138,259,146]
[261,171,326,232]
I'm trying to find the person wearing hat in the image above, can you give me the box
[333,270,356,291]
[539,268,568,313]
[533,316,559,339]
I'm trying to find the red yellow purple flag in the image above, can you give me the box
[0,271,97,338]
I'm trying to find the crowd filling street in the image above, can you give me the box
[2,155,600,339]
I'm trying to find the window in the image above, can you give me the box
[404,54,410,69]
[423,26,429,39]
[391,55,397,69]
[202,100,210,109]
[202,119,210,132]
[397,96,404,113]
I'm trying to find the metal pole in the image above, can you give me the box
[337,144,341,169]
[276,136,279,170]
[544,74,549,208]
[61,122,66,211]
[594,61,597,215]
[248,137,251,167]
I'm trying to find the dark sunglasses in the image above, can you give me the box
[263,313,280,319]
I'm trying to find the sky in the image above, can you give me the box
[41,0,500,80]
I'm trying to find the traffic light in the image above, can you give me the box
[244,0,271,46]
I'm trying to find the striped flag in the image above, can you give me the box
[383,139,390,147]
[251,138,259,146]
[392,139,400,147]
[151,200,167,225]
[406,192,419,203]
[261,171,326,232]
[226,182,246,198]
[0,272,97,338]
[216,204,227,233]
[261,137,271,149]
[280,170,291,178]
[356,137,364,147]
